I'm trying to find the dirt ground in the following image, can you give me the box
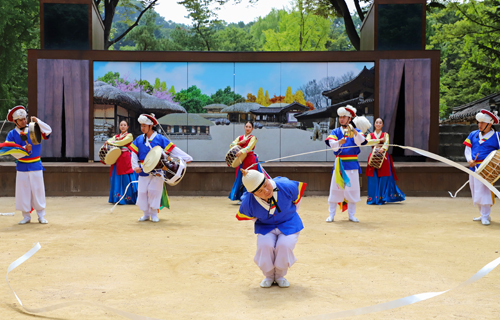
[0,195,499,320]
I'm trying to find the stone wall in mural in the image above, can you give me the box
[93,61,375,162]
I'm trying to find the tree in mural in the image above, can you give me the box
[97,71,176,103]
[246,93,256,103]
[285,86,295,103]
[269,95,286,104]
[256,87,266,106]
[294,90,307,105]
[265,90,270,106]
[210,86,244,105]
[173,85,213,113]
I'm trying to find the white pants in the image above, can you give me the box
[15,171,46,219]
[469,175,492,219]
[254,228,300,280]
[137,175,163,218]
[328,169,360,219]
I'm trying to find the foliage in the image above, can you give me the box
[0,0,39,118]
[269,95,286,104]
[210,86,244,105]
[262,1,331,51]
[95,0,159,49]
[285,86,295,103]
[173,85,214,113]
[246,93,256,102]
[294,90,307,105]
[427,0,500,118]
[216,26,258,51]
[255,87,266,106]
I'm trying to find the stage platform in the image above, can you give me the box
[0,161,482,198]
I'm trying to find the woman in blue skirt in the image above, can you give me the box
[365,118,405,205]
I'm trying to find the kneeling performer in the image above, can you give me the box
[129,114,192,222]
[236,169,306,288]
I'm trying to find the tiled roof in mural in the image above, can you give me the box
[221,102,263,113]
[158,113,214,126]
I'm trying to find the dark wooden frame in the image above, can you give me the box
[27,50,440,161]
[361,0,427,51]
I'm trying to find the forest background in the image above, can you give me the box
[1,0,499,119]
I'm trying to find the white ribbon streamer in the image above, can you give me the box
[6,243,162,319]
[297,256,500,320]
[0,212,15,216]
[110,180,138,213]
[254,143,500,200]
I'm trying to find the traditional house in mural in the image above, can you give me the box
[203,104,227,113]
[200,103,228,124]
[93,81,143,142]
[158,113,214,139]
[295,67,375,129]
[221,102,262,123]
[252,102,309,127]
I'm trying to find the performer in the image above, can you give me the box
[129,114,192,222]
[228,121,269,202]
[463,109,500,226]
[5,106,52,224]
[107,120,138,205]
[365,118,405,205]
[236,169,306,288]
[324,105,368,223]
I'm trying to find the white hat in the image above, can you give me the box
[138,113,158,126]
[476,109,499,124]
[337,105,357,118]
[242,169,266,193]
[7,106,27,122]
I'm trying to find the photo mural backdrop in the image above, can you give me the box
[93,61,375,163]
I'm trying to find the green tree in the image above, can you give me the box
[0,0,39,118]
[249,9,283,48]
[173,85,213,113]
[97,71,123,84]
[427,1,500,118]
[210,86,244,105]
[178,0,223,51]
[124,10,163,50]
[95,0,158,49]
[262,3,331,51]
[216,26,258,51]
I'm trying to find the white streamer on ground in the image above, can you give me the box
[110,181,138,213]
[6,243,500,320]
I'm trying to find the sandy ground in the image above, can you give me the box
[0,196,499,320]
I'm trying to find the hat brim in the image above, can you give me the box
[480,109,499,124]
[7,106,26,122]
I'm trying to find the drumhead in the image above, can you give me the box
[29,122,42,145]
[164,157,187,186]
[143,146,163,173]
[476,150,497,174]
[104,147,121,165]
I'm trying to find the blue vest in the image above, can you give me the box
[6,129,48,172]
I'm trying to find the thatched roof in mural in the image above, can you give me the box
[127,91,186,117]
[158,113,214,126]
[93,81,142,111]
[448,93,500,123]
[267,103,289,108]
[203,104,228,111]
[221,102,262,113]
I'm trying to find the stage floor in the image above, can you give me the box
[0,161,479,197]
[0,196,499,320]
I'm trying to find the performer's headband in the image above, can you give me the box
[337,105,356,118]
[138,114,158,126]
[476,109,499,124]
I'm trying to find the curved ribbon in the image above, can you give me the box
[6,243,162,320]
[110,180,138,213]
[297,256,500,320]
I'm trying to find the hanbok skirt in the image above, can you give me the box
[229,153,269,201]
[108,165,139,205]
[366,157,405,205]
